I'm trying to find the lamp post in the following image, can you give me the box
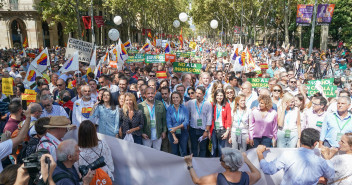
[17,28,22,48]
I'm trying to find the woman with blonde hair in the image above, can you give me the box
[229,94,250,151]
[249,95,278,148]
[271,84,283,106]
[277,93,301,148]
[225,86,236,111]
[119,92,144,144]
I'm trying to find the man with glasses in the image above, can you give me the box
[53,79,74,102]
[72,85,96,128]
[302,96,327,132]
[286,77,299,95]
[277,72,289,89]
[112,76,138,105]
[287,69,295,79]
[40,94,68,118]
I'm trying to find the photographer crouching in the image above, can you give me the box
[53,139,95,185]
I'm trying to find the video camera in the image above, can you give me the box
[23,149,50,181]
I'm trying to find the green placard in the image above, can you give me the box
[308,78,334,86]
[173,62,202,74]
[306,85,337,97]
[145,54,165,63]
[176,52,191,58]
[126,54,145,63]
[217,52,223,57]
[247,78,269,88]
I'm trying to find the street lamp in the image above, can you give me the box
[17,28,22,48]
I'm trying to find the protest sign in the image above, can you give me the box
[126,54,145,63]
[260,63,269,69]
[127,49,139,55]
[24,89,36,94]
[165,54,176,62]
[248,78,269,88]
[156,39,162,47]
[216,52,228,57]
[296,4,314,26]
[308,78,334,85]
[173,62,202,74]
[145,54,165,63]
[109,61,117,68]
[306,84,337,97]
[65,38,94,63]
[176,52,190,58]
[2,78,13,95]
[21,94,37,101]
[162,40,168,48]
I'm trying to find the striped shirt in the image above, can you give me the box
[37,133,61,161]
[41,105,69,118]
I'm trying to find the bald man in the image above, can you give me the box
[241,82,258,108]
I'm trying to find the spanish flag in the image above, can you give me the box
[152,37,156,47]
[156,71,167,79]
[240,51,246,66]
[148,31,152,39]
[23,36,28,48]
[179,28,183,48]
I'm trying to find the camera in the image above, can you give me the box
[79,156,106,177]
[23,149,50,179]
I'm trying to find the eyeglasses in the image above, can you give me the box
[226,91,234,94]
[57,84,64,86]
[188,91,195,94]
[273,89,281,92]
[290,81,297,84]
[43,104,51,108]
[312,102,320,106]
[149,75,156,77]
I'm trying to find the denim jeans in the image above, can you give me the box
[189,127,208,157]
[133,135,143,145]
[231,132,248,152]
[168,129,189,157]
[277,129,298,148]
[253,136,272,148]
[211,130,226,157]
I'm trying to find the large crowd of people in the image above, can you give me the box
[0,42,352,184]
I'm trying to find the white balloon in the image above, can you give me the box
[179,12,188,22]
[108,29,120,41]
[210,20,218,29]
[173,20,180,28]
[114,16,122,25]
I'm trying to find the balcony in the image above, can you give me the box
[0,1,36,11]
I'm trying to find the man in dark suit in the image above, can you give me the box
[112,76,137,106]
[53,79,75,101]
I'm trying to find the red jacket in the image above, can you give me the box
[210,102,232,134]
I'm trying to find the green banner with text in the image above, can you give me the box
[247,78,269,88]
[173,62,202,74]
[306,85,337,97]
[126,54,145,63]
[145,54,165,63]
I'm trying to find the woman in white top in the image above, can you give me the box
[225,86,236,111]
[77,120,115,181]
[295,93,306,130]
[229,94,250,152]
[277,93,301,148]
[321,133,352,185]
[271,84,283,107]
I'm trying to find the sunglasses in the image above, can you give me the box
[43,104,51,108]
[290,81,297,84]
[149,75,156,77]
[188,91,195,94]
[57,84,64,86]
[273,89,281,92]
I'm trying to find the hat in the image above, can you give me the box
[44,116,75,128]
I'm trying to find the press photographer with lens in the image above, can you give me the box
[53,139,96,185]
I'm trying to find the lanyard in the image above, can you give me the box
[195,100,205,117]
[216,105,222,120]
[334,114,351,132]
[236,110,245,127]
[285,110,291,126]
[174,105,180,123]
[204,85,211,97]
[247,94,253,103]
[162,99,167,108]
[146,103,155,120]
[141,97,144,101]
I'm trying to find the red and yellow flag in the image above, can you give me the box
[148,31,152,38]
[152,37,156,47]
[22,36,28,48]
[179,28,183,48]
[156,71,167,79]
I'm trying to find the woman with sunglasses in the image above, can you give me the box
[321,132,352,185]
[230,94,249,152]
[225,86,236,111]
[210,89,232,157]
[187,87,196,100]
[90,89,120,137]
[277,93,301,148]
[184,148,261,185]
[271,84,283,106]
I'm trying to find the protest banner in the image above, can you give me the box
[216,52,228,57]
[176,52,190,58]
[21,94,37,101]
[296,4,314,26]
[308,78,334,85]
[260,63,269,69]
[145,54,165,63]
[127,49,139,55]
[109,61,117,68]
[165,54,176,62]
[93,133,321,185]
[247,78,269,88]
[306,84,337,97]
[24,89,36,94]
[65,38,94,63]
[173,62,202,74]
[2,78,13,95]
[317,4,335,25]
[126,54,145,63]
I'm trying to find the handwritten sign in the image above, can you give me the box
[2,78,13,95]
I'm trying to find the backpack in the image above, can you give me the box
[80,142,112,185]
[17,139,56,164]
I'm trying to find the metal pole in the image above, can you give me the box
[91,0,95,44]
[240,0,243,45]
[308,0,318,56]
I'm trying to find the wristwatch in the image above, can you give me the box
[187,165,193,170]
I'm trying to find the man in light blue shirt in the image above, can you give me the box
[320,96,352,147]
[185,86,212,157]
[257,128,335,185]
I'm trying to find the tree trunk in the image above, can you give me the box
[320,25,329,51]
[284,0,289,45]
[264,16,268,46]
[75,0,82,40]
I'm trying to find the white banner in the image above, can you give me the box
[95,134,300,185]
[65,38,94,63]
